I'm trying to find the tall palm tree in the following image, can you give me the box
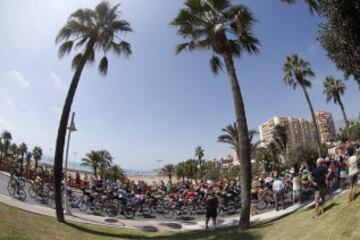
[53,1,132,222]
[81,151,102,177]
[195,146,204,180]
[160,164,175,183]
[171,1,260,227]
[32,146,43,171]
[283,54,322,157]
[323,76,349,128]
[1,131,12,158]
[18,142,28,167]
[280,0,320,14]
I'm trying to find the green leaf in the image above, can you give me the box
[58,41,74,58]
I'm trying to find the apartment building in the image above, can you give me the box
[315,111,336,142]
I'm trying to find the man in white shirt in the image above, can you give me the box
[347,147,359,202]
[273,175,285,211]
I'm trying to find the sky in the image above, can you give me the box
[0,0,359,170]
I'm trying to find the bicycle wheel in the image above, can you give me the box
[7,184,15,196]
[105,202,119,217]
[78,199,89,212]
[226,203,236,215]
[16,189,26,201]
[28,186,37,199]
[162,206,174,219]
[123,207,136,219]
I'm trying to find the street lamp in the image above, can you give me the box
[64,112,77,215]
[156,159,163,184]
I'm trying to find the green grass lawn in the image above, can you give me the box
[1,192,360,240]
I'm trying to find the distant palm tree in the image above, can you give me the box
[185,159,198,183]
[25,152,32,173]
[175,162,187,183]
[160,164,175,183]
[81,151,102,177]
[323,76,349,128]
[18,142,28,166]
[53,1,132,222]
[107,165,126,182]
[32,146,43,171]
[98,150,113,179]
[1,131,12,158]
[280,0,320,14]
[195,146,204,180]
[218,123,260,161]
[283,54,322,157]
[171,0,260,228]
[9,143,19,160]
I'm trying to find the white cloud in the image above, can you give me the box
[50,70,67,92]
[7,69,30,88]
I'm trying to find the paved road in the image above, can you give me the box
[0,173,214,223]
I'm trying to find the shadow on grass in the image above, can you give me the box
[64,222,261,240]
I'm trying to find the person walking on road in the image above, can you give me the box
[205,191,218,229]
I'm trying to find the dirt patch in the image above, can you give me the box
[0,207,9,213]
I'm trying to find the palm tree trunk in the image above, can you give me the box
[53,40,95,223]
[222,52,252,230]
[338,97,349,129]
[301,85,322,157]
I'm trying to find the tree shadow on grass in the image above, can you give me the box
[64,222,261,240]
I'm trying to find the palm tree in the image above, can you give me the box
[18,142,28,167]
[1,131,12,158]
[106,165,126,182]
[195,146,204,180]
[53,1,132,222]
[25,152,32,174]
[273,125,288,154]
[218,123,260,161]
[81,151,102,177]
[283,54,322,157]
[185,159,198,183]
[32,146,43,171]
[323,76,349,128]
[98,150,113,179]
[280,0,320,14]
[171,1,259,227]
[175,162,187,183]
[9,143,19,159]
[160,164,175,183]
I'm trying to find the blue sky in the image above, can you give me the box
[0,0,359,170]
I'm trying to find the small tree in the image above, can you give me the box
[160,164,175,183]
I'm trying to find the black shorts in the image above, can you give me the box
[206,211,217,219]
[349,174,358,185]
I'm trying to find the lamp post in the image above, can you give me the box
[64,112,77,215]
[156,159,163,184]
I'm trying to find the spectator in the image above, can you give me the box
[251,177,259,216]
[309,158,332,218]
[273,175,284,211]
[205,191,218,229]
[292,167,302,205]
[347,147,359,202]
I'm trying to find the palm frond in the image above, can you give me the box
[99,56,108,75]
